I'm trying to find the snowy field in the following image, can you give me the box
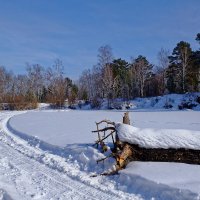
[0,109,200,199]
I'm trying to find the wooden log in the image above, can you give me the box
[116,143,133,169]
[123,143,200,166]
[96,123,100,148]
[123,112,130,125]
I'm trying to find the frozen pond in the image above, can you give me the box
[8,110,200,147]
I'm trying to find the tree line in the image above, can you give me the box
[0,33,200,109]
[78,33,200,108]
[0,59,78,109]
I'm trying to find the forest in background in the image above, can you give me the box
[0,33,200,110]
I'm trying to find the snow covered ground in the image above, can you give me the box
[76,93,200,111]
[0,109,200,199]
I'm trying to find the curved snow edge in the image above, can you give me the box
[1,112,138,199]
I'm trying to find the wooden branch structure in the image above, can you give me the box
[92,120,116,153]
[92,112,200,175]
[95,120,115,126]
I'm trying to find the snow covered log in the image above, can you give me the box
[115,123,200,169]
[119,143,200,165]
[93,114,200,174]
[116,123,200,150]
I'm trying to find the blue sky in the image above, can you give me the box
[0,0,199,79]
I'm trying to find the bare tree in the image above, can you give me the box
[97,45,113,70]
[180,46,190,93]
[14,75,29,96]
[26,63,45,101]
[46,59,68,108]
[102,64,119,107]
[0,66,7,102]
[0,66,13,103]
[157,48,170,94]
[97,45,114,99]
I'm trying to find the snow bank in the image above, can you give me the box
[4,111,116,175]
[76,93,200,111]
[116,123,200,149]
[121,162,200,195]
[119,162,199,200]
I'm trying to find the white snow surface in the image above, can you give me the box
[7,110,200,147]
[116,123,200,149]
[0,108,200,200]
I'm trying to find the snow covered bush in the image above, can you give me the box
[91,97,102,109]
[196,96,200,104]
[178,101,197,110]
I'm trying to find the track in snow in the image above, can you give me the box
[0,113,140,200]
[0,139,118,200]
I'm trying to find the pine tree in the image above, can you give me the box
[191,33,200,91]
[196,33,200,45]
[111,58,130,99]
[157,48,170,94]
[168,41,192,93]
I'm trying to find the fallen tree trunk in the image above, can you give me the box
[124,143,200,165]
[114,142,200,172]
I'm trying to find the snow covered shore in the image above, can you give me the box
[75,93,200,111]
